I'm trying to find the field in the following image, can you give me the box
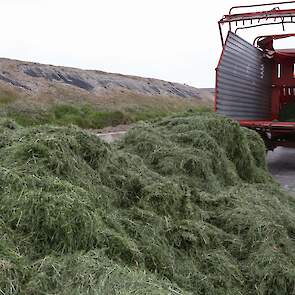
[0,86,211,128]
[1,112,295,294]
[0,58,213,129]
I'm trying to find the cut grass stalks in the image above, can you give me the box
[0,113,295,294]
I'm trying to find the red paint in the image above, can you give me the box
[220,8,295,24]
[216,2,295,149]
[240,120,295,128]
[214,34,227,112]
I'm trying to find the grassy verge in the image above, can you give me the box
[6,103,213,129]
[0,85,213,129]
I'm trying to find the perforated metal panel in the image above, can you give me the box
[216,32,272,120]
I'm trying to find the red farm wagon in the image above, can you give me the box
[215,1,295,150]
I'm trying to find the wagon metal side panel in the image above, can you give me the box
[216,32,272,120]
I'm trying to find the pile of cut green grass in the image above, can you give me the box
[1,113,295,294]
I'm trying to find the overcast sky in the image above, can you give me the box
[0,0,294,87]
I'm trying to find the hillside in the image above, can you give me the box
[0,58,213,128]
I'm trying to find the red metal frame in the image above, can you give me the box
[240,120,295,130]
[254,33,295,48]
[216,1,295,149]
[218,1,295,45]
[239,121,295,148]
[221,8,295,23]
[239,34,295,147]
[214,41,226,113]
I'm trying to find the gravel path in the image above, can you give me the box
[267,147,295,194]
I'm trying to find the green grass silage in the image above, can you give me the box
[1,113,295,294]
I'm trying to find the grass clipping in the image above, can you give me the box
[1,113,295,294]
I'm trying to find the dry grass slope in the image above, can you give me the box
[0,58,213,128]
